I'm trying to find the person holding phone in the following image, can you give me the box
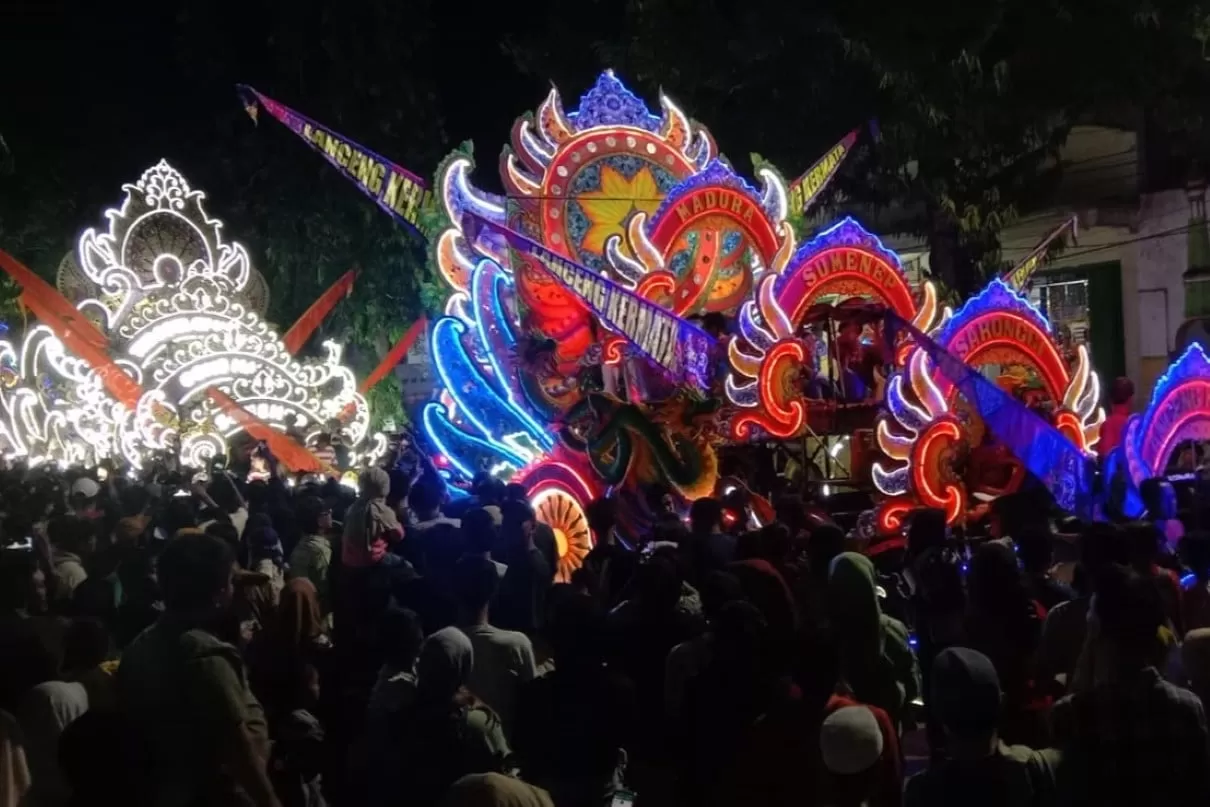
[206,472,248,537]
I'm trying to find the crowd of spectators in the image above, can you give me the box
[1,446,1209,807]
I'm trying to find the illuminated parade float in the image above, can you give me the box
[415,72,953,573]
[1107,343,1210,516]
[0,161,382,470]
[237,70,1115,560]
[725,217,938,439]
[368,71,1120,572]
[874,279,1104,532]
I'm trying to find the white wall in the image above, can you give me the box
[882,193,1187,403]
[994,189,1191,404]
[1130,189,1190,352]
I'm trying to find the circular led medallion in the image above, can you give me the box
[530,485,593,583]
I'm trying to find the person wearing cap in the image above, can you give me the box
[904,647,1057,807]
[68,477,103,521]
[818,705,888,807]
[819,702,900,807]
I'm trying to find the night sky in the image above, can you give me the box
[2,0,626,206]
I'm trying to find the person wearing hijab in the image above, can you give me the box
[826,552,920,730]
[282,579,325,639]
[248,579,331,720]
[415,626,503,730]
[341,468,404,569]
[373,627,509,807]
[443,772,554,807]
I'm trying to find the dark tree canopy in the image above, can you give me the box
[506,0,1210,294]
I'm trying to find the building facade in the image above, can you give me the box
[886,124,1199,408]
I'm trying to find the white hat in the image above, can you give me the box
[820,705,884,775]
[70,477,101,499]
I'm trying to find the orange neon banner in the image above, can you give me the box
[18,292,144,409]
[0,248,108,349]
[205,387,328,474]
[282,269,356,354]
[0,249,143,408]
[360,316,427,394]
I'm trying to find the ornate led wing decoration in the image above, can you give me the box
[874,278,1103,532]
[727,218,940,440]
[0,160,383,469]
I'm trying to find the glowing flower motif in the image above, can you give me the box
[576,165,662,253]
